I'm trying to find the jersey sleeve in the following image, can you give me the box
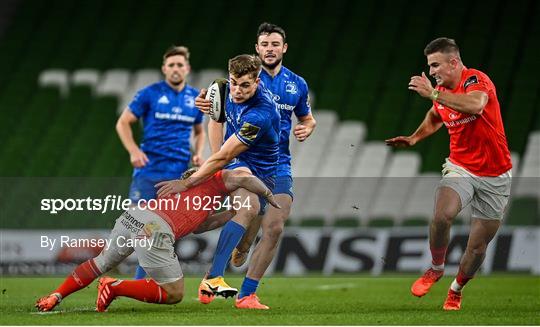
[128,87,151,118]
[463,72,491,94]
[294,78,312,118]
[235,109,269,147]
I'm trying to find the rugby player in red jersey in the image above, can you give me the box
[386,37,512,310]
[35,168,279,312]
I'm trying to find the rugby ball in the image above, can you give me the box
[205,78,228,123]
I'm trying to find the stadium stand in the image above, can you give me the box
[332,142,391,226]
[368,152,421,226]
[71,69,100,92]
[294,121,366,225]
[95,69,130,99]
[0,0,538,229]
[38,69,69,97]
[401,173,440,226]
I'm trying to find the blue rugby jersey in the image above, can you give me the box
[259,66,311,176]
[128,81,203,176]
[223,83,280,180]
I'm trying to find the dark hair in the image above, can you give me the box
[163,45,190,62]
[424,37,460,56]
[257,22,286,43]
[228,54,262,79]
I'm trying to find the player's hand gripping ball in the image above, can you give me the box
[205,78,228,122]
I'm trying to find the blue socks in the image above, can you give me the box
[134,265,147,279]
[239,277,259,299]
[208,221,246,278]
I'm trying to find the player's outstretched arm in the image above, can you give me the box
[156,134,249,197]
[189,134,248,181]
[222,170,281,209]
[386,107,443,147]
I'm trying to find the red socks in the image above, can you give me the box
[111,279,168,304]
[54,259,101,299]
[430,246,447,268]
[451,268,474,292]
[456,269,473,287]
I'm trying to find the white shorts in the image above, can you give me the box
[95,207,182,284]
[439,159,512,220]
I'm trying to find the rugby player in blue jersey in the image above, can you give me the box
[116,46,205,279]
[233,22,317,309]
[195,23,317,309]
[157,54,281,305]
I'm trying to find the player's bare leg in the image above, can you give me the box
[412,187,462,297]
[97,277,184,312]
[430,187,462,248]
[199,187,260,303]
[246,194,291,277]
[459,218,500,277]
[231,215,262,267]
[443,217,500,310]
[235,194,292,309]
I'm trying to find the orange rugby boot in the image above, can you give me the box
[96,277,117,312]
[443,289,462,311]
[235,293,269,310]
[411,268,444,297]
[198,278,216,304]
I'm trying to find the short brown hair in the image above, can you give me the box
[163,45,190,62]
[228,54,262,79]
[424,37,460,56]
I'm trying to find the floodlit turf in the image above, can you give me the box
[1,274,539,325]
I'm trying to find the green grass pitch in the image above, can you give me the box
[1,274,539,325]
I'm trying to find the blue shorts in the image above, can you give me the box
[129,171,185,202]
[272,175,294,199]
[224,160,275,215]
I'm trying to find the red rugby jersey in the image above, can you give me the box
[152,171,229,239]
[433,67,512,176]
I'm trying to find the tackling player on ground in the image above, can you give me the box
[35,168,279,312]
[386,37,512,310]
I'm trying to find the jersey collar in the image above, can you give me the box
[261,65,287,80]
[161,80,187,94]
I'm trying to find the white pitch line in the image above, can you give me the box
[30,306,95,315]
[190,296,227,302]
[30,311,63,315]
[315,283,358,290]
